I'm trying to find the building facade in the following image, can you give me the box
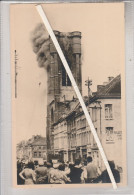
[32,137,47,162]
[52,75,122,171]
[16,135,47,163]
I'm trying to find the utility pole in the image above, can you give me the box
[85,77,92,157]
[85,77,92,106]
[14,50,18,98]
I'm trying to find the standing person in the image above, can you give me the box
[94,161,120,183]
[34,160,39,169]
[48,163,70,184]
[46,162,53,172]
[68,159,83,184]
[46,162,54,183]
[17,160,24,185]
[86,156,99,183]
[64,162,70,176]
[81,160,87,183]
[19,161,36,185]
[35,161,48,184]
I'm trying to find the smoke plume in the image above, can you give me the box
[31,23,50,69]
[31,23,72,71]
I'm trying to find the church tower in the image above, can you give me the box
[46,31,82,157]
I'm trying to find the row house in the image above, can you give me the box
[53,120,68,161]
[32,137,47,161]
[16,136,47,163]
[53,75,122,171]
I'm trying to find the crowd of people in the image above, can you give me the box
[17,156,120,185]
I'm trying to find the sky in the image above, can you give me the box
[10,3,124,144]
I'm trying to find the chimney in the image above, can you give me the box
[108,76,114,82]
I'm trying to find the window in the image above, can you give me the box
[39,152,41,157]
[74,134,76,146]
[51,108,54,123]
[71,134,74,147]
[105,104,113,119]
[83,118,86,128]
[33,146,37,150]
[93,128,97,146]
[39,146,41,150]
[106,127,114,141]
[62,56,71,86]
[34,152,37,157]
[92,107,97,122]
[43,146,46,150]
[77,120,81,129]
[87,131,91,144]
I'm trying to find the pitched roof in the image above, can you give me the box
[32,137,46,146]
[94,74,121,99]
[53,75,121,126]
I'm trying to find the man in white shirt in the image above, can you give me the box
[86,156,100,183]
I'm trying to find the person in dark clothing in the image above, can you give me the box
[68,159,83,184]
[35,162,48,184]
[94,161,120,183]
[58,163,65,171]
[17,161,24,185]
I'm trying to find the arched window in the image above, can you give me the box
[51,108,54,123]
[62,55,71,86]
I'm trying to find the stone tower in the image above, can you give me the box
[46,31,82,158]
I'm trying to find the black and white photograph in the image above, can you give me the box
[10,3,126,187]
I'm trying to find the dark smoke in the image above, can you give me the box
[31,23,72,71]
[31,23,50,69]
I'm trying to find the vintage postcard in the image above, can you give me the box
[10,3,126,188]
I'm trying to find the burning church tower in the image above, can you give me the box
[47,31,82,158]
[31,24,82,158]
